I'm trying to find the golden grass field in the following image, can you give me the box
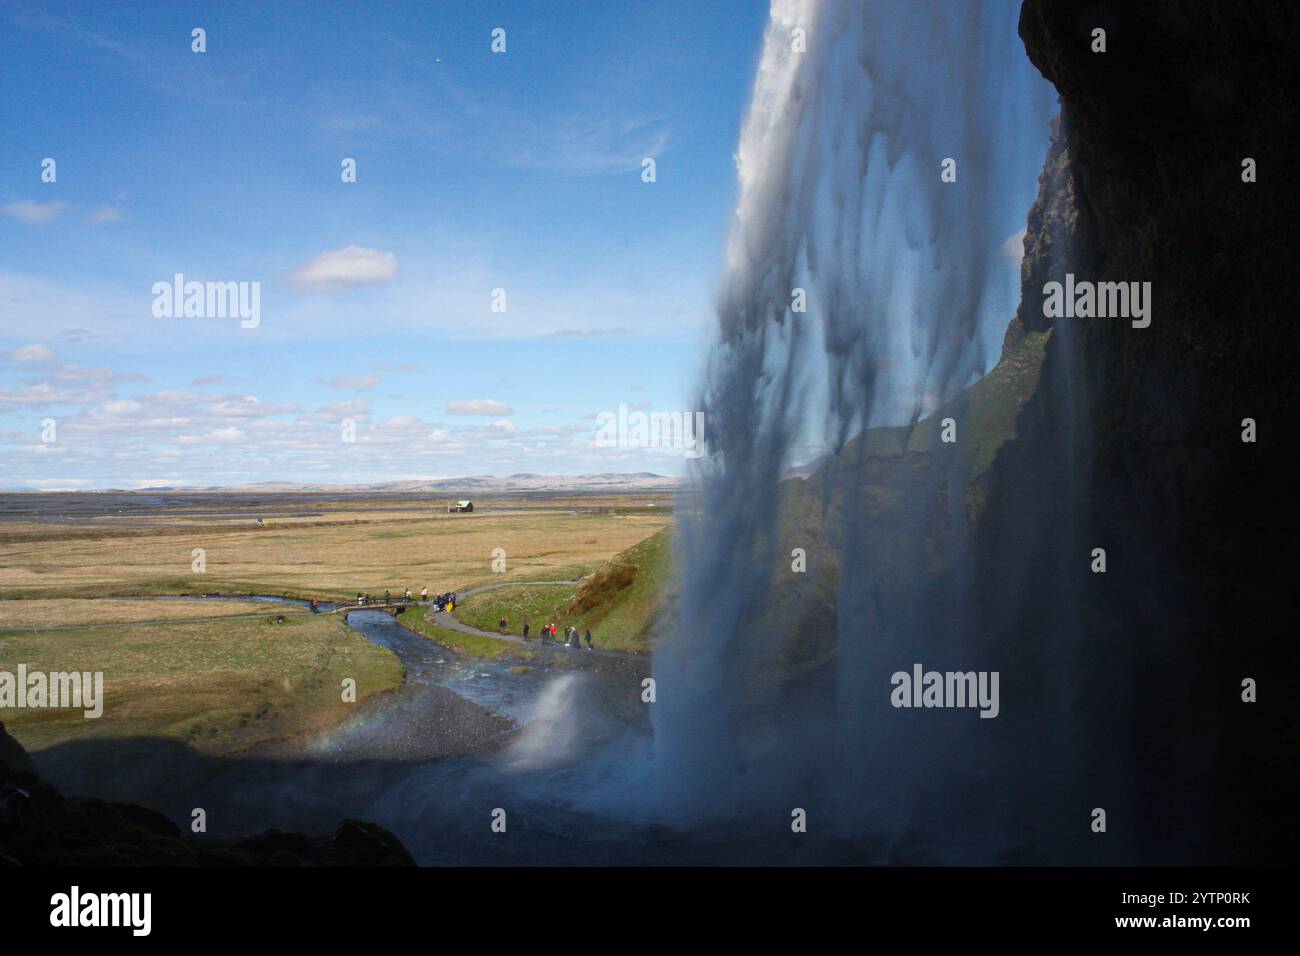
[0,497,671,601]
[0,598,307,629]
[0,494,671,754]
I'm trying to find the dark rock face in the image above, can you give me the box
[1018,0,1300,452]
[1002,116,1076,355]
[0,721,32,775]
[0,723,414,866]
[974,0,1300,862]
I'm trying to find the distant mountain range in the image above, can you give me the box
[148,473,680,494]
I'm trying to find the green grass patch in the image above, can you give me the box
[0,612,403,755]
[454,527,670,654]
[457,583,577,635]
[566,527,671,652]
[391,606,539,663]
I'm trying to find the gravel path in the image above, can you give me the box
[416,579,644,660]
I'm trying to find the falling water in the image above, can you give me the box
[650,0,1057,854]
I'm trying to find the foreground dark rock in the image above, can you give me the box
[0,721,413,866]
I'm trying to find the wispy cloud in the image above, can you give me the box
[3,343,56,362]
[8,10,270,109]
[374,363,422,374]
[0,349,147,411]
[324,374,382,391]
[90,204,123,224]
[313,60,671,177]
[511,114,670,175]
[2,200,69,224]
[286,246,398,293]
[446,399,514,416]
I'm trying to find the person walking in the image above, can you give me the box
[421,586,428,602]
[498,617,508,635]
[404,587,411,602]
[522,623,531,641]
[384,589,390,606]
[585,629,593,650]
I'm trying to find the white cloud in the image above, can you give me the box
[1001,228,1026,265]
[1,200,69,224]
[0,352,147,411]
[285,245,398,292]
[3,343,56,362]
[312,399,369,419]
[55,364,146,386]
[446,399,514,416]
[101,399,142,415]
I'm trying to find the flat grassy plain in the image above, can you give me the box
[0,493,671,753]
[0,495,672,601]
[0,598,307,629]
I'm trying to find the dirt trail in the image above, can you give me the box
[417,580,644,660]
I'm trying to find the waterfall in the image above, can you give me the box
[649,0,1056,853]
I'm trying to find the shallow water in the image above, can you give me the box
[345,610,549,722]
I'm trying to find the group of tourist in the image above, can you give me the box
[344,586,595,650]
[520,622,593,649]
[353,586,429,608]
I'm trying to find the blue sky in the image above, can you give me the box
[0,0,770,488]
[0,0,1053,491]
